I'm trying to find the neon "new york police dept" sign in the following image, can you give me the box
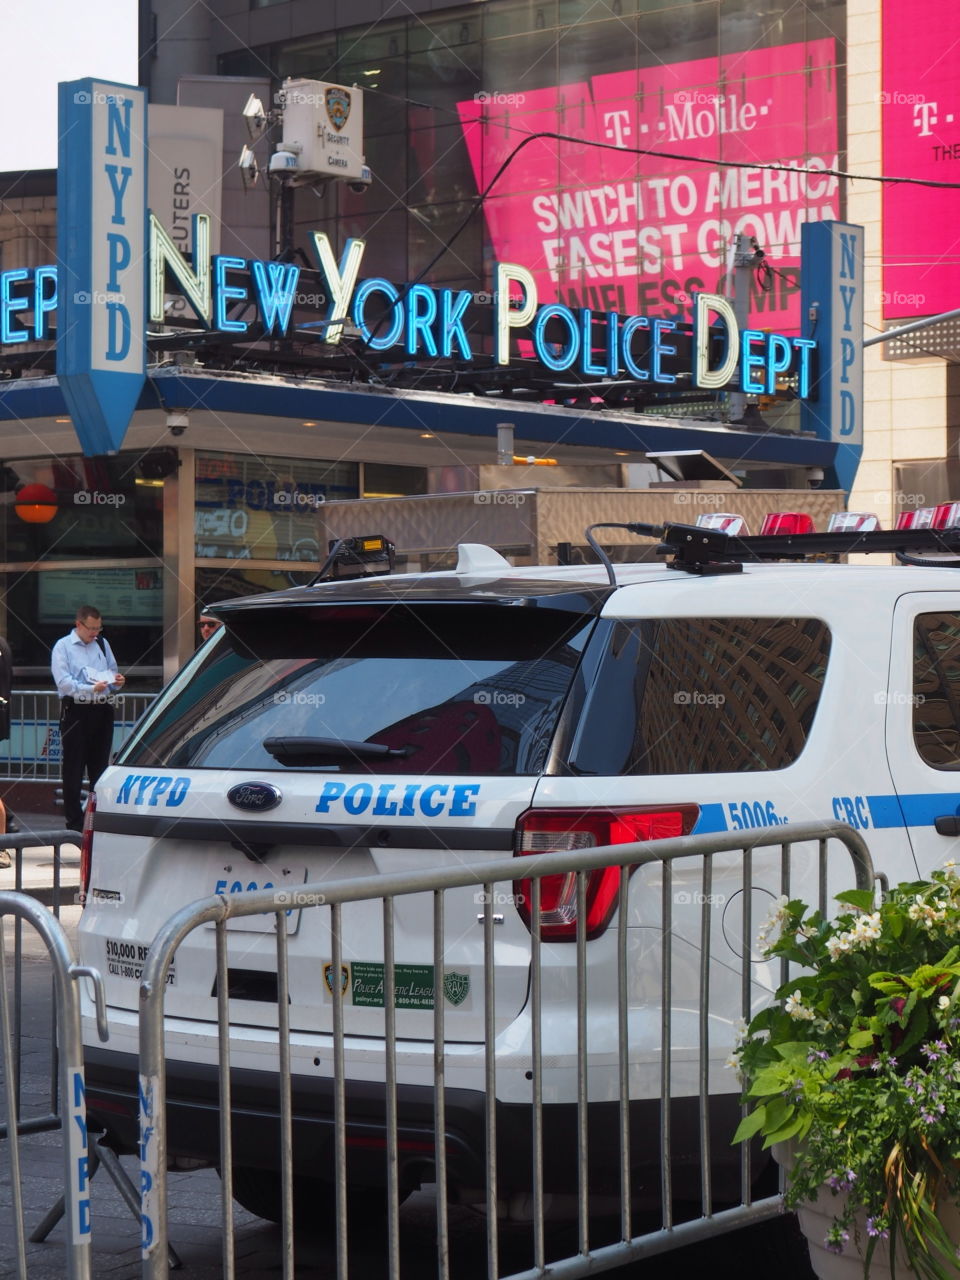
[38,77,819,456]
[8,220,817,392]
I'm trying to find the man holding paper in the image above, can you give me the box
[51,605,125,831]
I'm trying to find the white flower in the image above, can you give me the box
[850,912,882,942]
[939,995,951,1010]
[784,990,816,1021]
[757,895,790,947]
[826,932,853,960]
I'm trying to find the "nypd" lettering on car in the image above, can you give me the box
[315,781,481,819]
[115,775,191,806]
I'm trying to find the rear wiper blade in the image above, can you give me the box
[263,736,411,766]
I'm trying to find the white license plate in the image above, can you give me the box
[206,866,308,933]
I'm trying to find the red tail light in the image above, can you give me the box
[759,511,815,535]
[513,806,699,941]
[79,791,96,907]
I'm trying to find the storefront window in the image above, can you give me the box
[3,568,163,686]
[0,455,163,561]
[363,463,427,498]
[195,451,358,562]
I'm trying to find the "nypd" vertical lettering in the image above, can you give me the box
[57,78,147,455]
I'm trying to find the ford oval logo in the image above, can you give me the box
[227,782,282,812]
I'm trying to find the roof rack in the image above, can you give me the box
[585,522,960,580]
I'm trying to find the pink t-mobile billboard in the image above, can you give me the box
[882,0,960,319]
[457,39,839,331]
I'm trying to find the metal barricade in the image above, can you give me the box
[0,691,157,782]
[138,820,874,1280]
[0,830,85,1136]
[0,891,108,1279]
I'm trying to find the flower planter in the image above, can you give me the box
[736,874,960,1280]
[794,1183,960,1279]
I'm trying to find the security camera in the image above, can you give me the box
[269,150,301,174]
[166,411,189,437]
[348,167,373,195]
[807,466,825,489]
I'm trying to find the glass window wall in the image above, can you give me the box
[261,0,844,338]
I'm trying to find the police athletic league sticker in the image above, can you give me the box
[323,961,470,1009]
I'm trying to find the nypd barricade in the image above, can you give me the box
[134,819,875,1277]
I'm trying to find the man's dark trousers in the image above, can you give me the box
[60,699,114,829]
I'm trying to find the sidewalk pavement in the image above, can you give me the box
[0,813,80,908]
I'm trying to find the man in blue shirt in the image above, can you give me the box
[51,605,125,831]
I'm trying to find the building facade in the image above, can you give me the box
[0,0,950,688]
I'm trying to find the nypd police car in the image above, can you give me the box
[76,518,960,1224]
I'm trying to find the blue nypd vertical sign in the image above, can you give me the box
[800,221,864,494]
[57,79,147,456]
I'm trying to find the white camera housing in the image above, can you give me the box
[269,149,301,173]
[348,167,373,194]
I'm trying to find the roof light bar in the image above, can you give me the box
[934,502,960,529]
[695,512,751,535]
[759,511,816,536]
[827,512,881,532]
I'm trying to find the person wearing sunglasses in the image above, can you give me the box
[198,607,223,644]
[51,605,125,831]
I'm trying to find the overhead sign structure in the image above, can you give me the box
[57,78,148,456]
[800,220,864,492]
[7,220,820,408]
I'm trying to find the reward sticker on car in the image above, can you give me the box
[105,938,176,986]
[323,961,472,1010]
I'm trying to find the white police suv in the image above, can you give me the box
[76,519,960,1224]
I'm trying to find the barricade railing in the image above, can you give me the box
[0,829,85,1132]
[0,891,108,1279]
[138,820,874,1280]
[0,691,157,782]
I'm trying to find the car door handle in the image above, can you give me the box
[935,815,960,836]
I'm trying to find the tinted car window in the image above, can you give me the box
[914,612,960,769]
[120,603,594,776]
[562,616,831,775]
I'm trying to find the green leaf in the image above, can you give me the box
[848,1029,875,1049]
[732,1108,767,1144]
[835,889,876,911]
[761,1113,806,1148]
[760,1096,794,1132]
[775,1041,820,1064]
[748,1067,792,1097]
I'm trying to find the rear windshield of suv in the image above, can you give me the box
[560,616,831,775]
[120,602,595,775]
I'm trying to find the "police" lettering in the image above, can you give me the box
[315,780,481,819]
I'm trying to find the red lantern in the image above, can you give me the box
[14,483,58,524]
